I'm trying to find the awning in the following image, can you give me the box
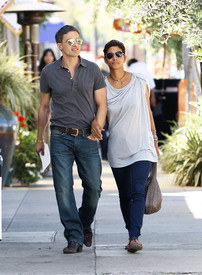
[39,17,65,43]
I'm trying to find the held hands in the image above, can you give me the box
[88,119,104,141]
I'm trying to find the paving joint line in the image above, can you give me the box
[4,189,29,232]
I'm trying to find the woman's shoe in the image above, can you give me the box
[126,238,143,253]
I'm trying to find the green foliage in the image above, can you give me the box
[12,130,42,185]
[151,36,183,69]
[0,41,39,123]
[160,98,202,186]
[90,0,202,61]
[174,130,202,186]
[159,123,183,173]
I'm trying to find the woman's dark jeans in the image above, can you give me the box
[112,161,152,240]
[51,129,102,245]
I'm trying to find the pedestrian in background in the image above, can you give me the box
[35,25,107,254]
[38,48,56,74]
[103,40,159,253]
[127,58,156,108]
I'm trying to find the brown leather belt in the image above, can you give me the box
[51,125,91,136]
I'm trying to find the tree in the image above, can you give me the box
[103,0,201,59]
[87,0,202,90]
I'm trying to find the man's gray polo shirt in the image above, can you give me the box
[40,56,106,129]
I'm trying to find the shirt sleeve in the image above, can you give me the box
[93,64,106,91]
[40,68,51,94]
[136,74,150,97]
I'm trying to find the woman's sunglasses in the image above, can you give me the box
[66,38,83,46]
[106,51,124,59]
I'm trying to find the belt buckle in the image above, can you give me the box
[71,128,79,136]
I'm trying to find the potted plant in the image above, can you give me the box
[0,41,39,187]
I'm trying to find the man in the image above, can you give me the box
[35,25,107,254]
[127,58,156,108]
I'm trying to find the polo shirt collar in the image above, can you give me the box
[79,57,87,68]
[56,56,87,69]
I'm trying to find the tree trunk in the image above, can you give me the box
[200,62,202,93]
[187,55,193,112]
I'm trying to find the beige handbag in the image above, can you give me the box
[145,162,162,214]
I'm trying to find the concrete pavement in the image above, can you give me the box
[1,161,202,275]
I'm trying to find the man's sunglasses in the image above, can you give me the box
[106,51,124,59]
[66,38,83,46]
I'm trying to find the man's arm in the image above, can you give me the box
[35,92,51,155]
[90,87,107,140]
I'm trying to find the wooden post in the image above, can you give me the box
[200,62,202,93]
[31,24,39,80]
[0,153,3,241]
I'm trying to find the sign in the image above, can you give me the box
[113,18,151,34]
[81,43,90,52]
[0,0,15,15]
[0,0,22,35]
[0,13,22,35]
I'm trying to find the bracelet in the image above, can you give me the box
[36,139,44,143]
[151,129,156,133]
[153,135,158,139]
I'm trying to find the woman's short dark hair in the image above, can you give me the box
[55,25,80,43]
[103,40,125,56]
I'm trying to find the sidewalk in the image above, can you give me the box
[1,161,202,275]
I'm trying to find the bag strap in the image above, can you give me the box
[150,162,157,178]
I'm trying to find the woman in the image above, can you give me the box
[38,48,56,73]
[103,40,159,253]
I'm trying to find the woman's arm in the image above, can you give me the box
[145,85,160,157]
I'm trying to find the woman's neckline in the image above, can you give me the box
[106,73,135,91]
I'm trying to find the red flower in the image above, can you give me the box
[18,115,25,122]
[21,123,26,127]
[14,111,19,116]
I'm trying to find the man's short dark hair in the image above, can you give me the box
[55,25,80,43]
[127,58,138,67]
[103,40,125,56]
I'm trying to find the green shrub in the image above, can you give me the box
[12,130,42,185]
[160,99,202,186]
[0,41,40,128]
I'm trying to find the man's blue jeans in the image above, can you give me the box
[112,161,152,240]
[50,129,102,245]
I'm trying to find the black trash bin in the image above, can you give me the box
[153,79,181,143]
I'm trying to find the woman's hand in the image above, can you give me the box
[87,134,99,141]
[154,141,160,157]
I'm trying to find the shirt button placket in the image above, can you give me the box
[67,70,73,80]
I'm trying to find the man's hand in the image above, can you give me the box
[35,142,45,156]
[89,119,104,140]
